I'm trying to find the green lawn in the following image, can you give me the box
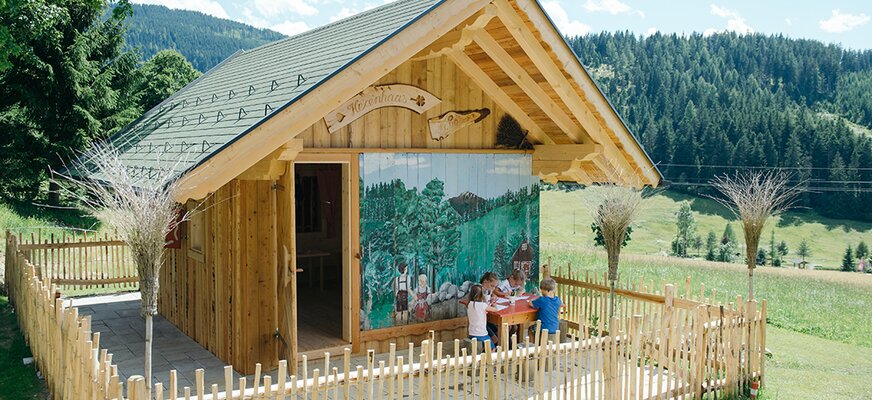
[541,188,872,399]
[0,296,46,400]
[541,189,872,269]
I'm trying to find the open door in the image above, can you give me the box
[277,155,357,372]
[276,161,299,372]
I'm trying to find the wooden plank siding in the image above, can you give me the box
[159,180,279,374]
[297,56,509,151]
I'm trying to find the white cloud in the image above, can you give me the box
[706,4,754,35]
[329,7,358,22]
[785,17,793,26]
[270,21,311,36]
[134,0,229,19]
[252,0,319,17]
[583,0,644,18]
[328,4,379,23]
[819,9,870,33]
[583,0,630,14]
[644,27,658,37]
[542,1,591,36]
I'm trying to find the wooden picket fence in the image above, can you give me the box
[11,230,138,291]
[6,232,765,399]
[547,263,767,398]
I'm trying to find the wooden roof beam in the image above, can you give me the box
[411,5,497,61]
[513,0,660,187]
[448,50,552,144]
[472,29,587,144]
[493,0,640,188]
[532,144,600,185]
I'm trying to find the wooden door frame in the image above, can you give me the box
[295,152,361,352]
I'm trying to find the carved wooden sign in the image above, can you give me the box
[428,109,490,141]
[325,84,440,133]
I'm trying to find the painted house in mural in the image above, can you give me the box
[104,0,660,374]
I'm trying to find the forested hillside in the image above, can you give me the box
[567,33,872,221]
[123,4,285,71]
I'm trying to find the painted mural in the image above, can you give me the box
[359,153,540,330]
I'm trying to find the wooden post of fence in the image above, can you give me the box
[127,375,147,400]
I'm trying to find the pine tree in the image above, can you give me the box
[841,245,856,272]
[672,201,696,257]
[856,241,869,261]
[797,239,811,263]
[0,0,138,202]
[704,231,718,261]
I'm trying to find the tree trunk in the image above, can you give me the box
[748,267,754,301]
[608,280,615,319]
[48,181,60,206]
[145,314,153,390]
[747,242,758,300]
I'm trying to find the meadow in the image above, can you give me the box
[541,188,872,399]
[541,189,872,269]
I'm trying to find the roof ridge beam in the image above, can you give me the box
[513,0,659,187]
[494,0,638,188]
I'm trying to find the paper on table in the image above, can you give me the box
[509,295,529,302]
[494,297,510,304]
[494,304,509,311]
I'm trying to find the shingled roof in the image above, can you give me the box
[109,0,440,182]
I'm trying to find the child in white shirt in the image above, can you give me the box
[494,269,527,298]
[466,284,497,348]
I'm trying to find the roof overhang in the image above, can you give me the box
[171,0,661,202]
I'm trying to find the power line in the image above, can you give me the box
[659,163,872,172]
[664,181,872,193]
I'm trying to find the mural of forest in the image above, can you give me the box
[359,153,540,330]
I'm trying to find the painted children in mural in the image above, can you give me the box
[494,269,527,298]
[466,284,497,349]
[413,273,431,321]
[393,262,410,323]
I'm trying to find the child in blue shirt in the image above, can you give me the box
[529,277,561,334]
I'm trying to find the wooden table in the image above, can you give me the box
[486,295,539,328]
[297,250,330,291]
[462,296,563,342]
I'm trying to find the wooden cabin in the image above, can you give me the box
[108,0,661,374]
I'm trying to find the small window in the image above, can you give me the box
[188,203,205,254]
[296,174,322,234]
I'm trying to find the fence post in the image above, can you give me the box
[127,375,147,400]
[759,299,767,388]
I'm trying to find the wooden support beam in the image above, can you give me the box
[277,139,304,161]
[411,6,497,61]
[173,0,493,202]
[237,149,287,181]
[447,50,552,144]
[493,0,640,188]
[513,0,660,187]
[472,29,587,144]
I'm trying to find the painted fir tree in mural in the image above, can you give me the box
[359,153,540,330]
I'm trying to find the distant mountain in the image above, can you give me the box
[123,4,285,71]
[449,192,486,217]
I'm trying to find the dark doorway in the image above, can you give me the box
[294,163,346,352]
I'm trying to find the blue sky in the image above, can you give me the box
[135,0,872,49]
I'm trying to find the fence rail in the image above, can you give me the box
[12,230,137,291]
[6,231,765,399]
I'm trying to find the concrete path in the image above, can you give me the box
[71,292,235,390]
